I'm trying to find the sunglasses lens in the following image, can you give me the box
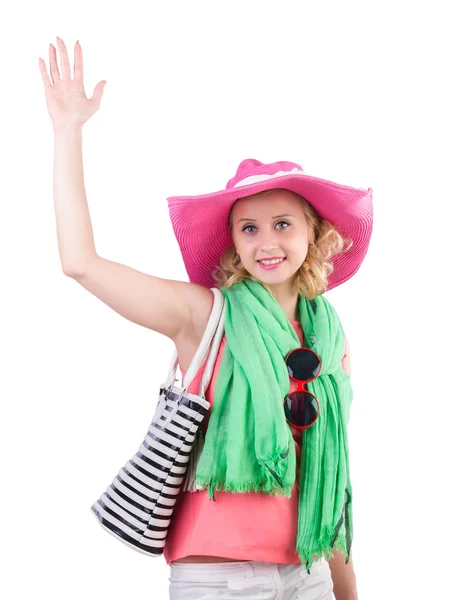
[286,348,321,381]
[284,391,319,428]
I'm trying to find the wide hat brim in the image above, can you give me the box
[167,171,373,292]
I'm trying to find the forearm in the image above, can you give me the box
[53,125,97,273]
[328,549,358,600]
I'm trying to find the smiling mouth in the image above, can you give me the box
[257,257,286,264]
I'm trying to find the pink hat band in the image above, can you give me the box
[167,158,373,291]
[228,160,306,188]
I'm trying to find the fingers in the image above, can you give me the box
[74,40,84,82]
[49,43,60,85]
[56,36,71,80]
[38,57,52,89]
[40,38,83,86]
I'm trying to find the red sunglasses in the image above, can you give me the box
[283,347,322,430]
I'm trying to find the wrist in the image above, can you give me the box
[53,123,84,137]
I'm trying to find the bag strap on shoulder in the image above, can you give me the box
[164,287,226,397]
[196,288,226,397]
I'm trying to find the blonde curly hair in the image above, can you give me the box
[211,188,353,299]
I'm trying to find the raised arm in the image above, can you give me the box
[39,37,214,342]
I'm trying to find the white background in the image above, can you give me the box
[1,1,456,598]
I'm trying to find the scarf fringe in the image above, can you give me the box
[259,459,294,497]
[194,476,294,500]
[297,527,350,570]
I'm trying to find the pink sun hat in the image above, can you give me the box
[167,158,373,292]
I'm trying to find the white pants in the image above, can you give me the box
[168,557,334,600]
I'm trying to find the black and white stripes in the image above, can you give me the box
[90,287,226,557]
[90,388,210,556]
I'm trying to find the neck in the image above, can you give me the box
[271,288,301,322]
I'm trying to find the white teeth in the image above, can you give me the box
[259,258,284,265]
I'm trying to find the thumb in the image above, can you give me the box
[91,80,107,105]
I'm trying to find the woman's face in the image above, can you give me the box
[231,189,311,288]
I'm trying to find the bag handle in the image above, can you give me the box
[196,289,225,397]
[163,287,225,397]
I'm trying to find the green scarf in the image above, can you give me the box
[193,278,354,569]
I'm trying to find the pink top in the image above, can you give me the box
[163,320,350,565]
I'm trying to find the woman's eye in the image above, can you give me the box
[242,221,290,233]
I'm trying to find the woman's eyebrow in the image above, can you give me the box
[237,214,295,223]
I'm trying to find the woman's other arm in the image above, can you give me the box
[328,550,358,600]
[328,340,357,600]
[342,337,351,377]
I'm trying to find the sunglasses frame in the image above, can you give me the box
[283,346,322,430]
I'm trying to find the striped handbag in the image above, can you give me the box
[90,287,226,556]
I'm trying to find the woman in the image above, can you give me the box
[39,37,373,600]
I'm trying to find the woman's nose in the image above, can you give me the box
[258,230,280,250]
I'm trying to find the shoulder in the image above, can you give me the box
[188,286,218,341]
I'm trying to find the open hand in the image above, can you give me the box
[39,37,107,133]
